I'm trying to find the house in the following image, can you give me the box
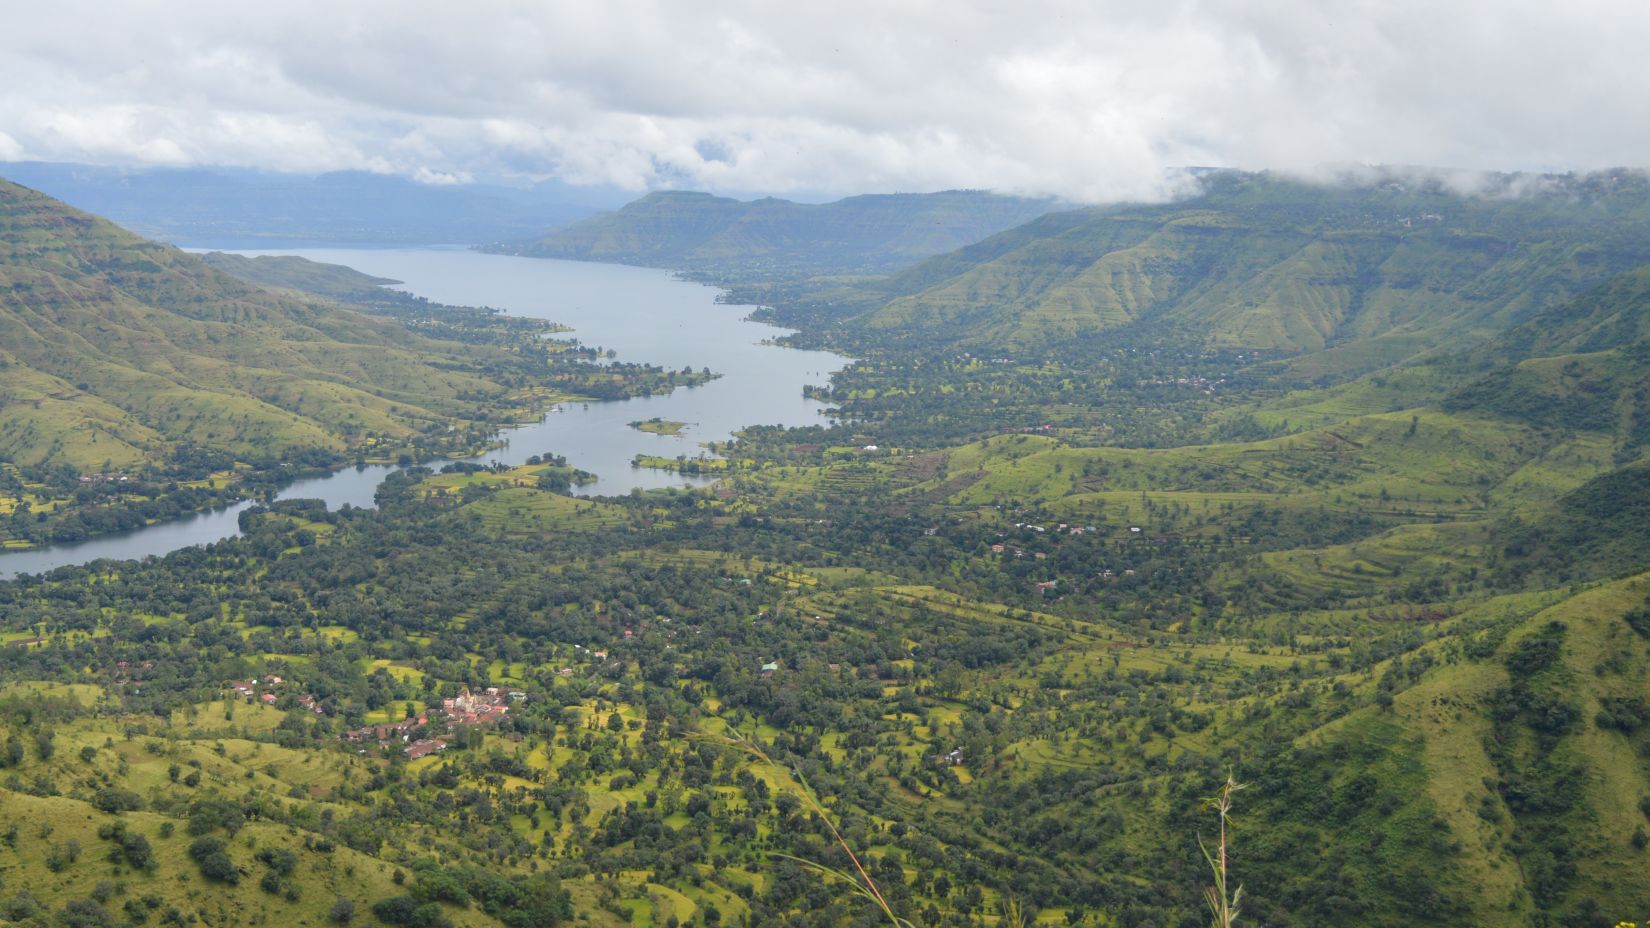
[405,739,447,760]
[442,689,488,715]
[260,692,278,705]
[441,687,512,727]
[344,717,427,745]
[760,661,780,678]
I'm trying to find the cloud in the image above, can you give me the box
[1,0,1647,202]
[412,166,473,186]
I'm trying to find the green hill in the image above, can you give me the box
[1494,262,1650,359]
[0,177,556,474]
[0,178,587,547]
[0,682,594,928]
[197,253,402,303]
[1441,263,1650,461]
[495,189,1062,279]
[794,170,1650,372]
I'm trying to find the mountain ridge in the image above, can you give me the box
[0,161,627,246]
[494,188,1065,278]
[781,171,1650,375]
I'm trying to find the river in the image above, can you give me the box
[0,248,847,580]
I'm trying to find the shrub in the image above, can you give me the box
[371,896,420,926]
[118,834,156,871]
[92,788,144,814]
[1504,626,1565,677]
[1,891,45,922]
[328,897,356,925]
[256,847,298,875]
[58,899,118,928]
[187,836,237,884]
[46,839,82,872]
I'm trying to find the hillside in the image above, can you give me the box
[0,680,595,928]
[198,253,403,303]
[0,179,599,547]
[0,178,567,474]
[777,170,1650,373]
[1436,264,1650,462]
[5,362,1650,927]
[496,189,1063,278]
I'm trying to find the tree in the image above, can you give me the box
[188,836,238,884]
[118,833,156,871]
[92,788,143,814]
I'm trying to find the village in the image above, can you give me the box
[225,676,525,760]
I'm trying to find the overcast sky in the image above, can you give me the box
[2,0,1647,201]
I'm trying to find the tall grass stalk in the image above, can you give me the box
[713,724,914,927]
[1199,773,1245,928]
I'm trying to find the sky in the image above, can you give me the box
[2,0,1647,202]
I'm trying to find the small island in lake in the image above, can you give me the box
[631,454,729,475]
[629,417,689,436]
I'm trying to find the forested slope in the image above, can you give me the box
[785,171,1650,373]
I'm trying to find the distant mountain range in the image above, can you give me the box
[0,162,632,247]
[491,189,1066,279]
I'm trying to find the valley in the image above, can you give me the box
[3,169,1650,928]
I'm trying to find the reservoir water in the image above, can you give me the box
[0,248,847,580]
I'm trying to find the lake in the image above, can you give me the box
[0,248,847,580]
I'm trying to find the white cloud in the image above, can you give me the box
[412,166,473,186]
[1,0,1647,201]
